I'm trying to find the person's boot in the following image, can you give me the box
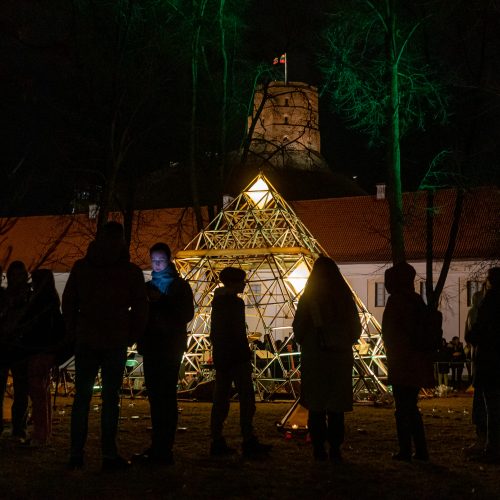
[309,411,327,461]
[210,437,236,457]
[392,413,412,462]
[242,436,272,458]
[411,412,429,461]
[312,441,328,461]
[327,412,344,463]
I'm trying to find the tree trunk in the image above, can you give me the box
[425,189,434,305]
[218,0,228,206]
[385,0,405,264]
[189,0,208,232]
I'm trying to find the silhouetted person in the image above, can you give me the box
[134,242,194,465]
[465,267,500,463]
[448,336,465,390]
[464,289,487,455]
[382,262,434,462]
[62,222,148,471]
[0,261,31,441]
[293,256,361,462]
[0,264,6,436]
[23,269,66,446]
[210,266,272,457]
[434,337,451,388]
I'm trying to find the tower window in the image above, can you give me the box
[285,98,289,106]
[284,116,289,124]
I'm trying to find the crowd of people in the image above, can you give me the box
[434,336,469,392]
[1,222,499,469]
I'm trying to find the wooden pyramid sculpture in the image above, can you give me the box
[175,174,389,401]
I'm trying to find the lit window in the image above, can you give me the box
[467,281,483,307]
[375,282,387,307]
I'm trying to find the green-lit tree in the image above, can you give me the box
[319,0,447,264]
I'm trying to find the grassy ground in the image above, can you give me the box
[1,394,499,499]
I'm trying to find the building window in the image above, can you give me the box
[285,98,289,106]
[467,281,483,306]
[284,116,289,124]
[375,282,387,307]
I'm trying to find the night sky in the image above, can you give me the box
[1,1,499,215]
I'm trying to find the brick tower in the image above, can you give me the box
[248,81,326,171]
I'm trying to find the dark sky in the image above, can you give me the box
[1,1,499,215]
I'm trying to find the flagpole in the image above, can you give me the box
[284,52,288,85]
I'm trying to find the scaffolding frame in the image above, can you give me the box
[175,174,389,401]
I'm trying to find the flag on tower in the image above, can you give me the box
[273,53,286,65]
[272,53,288,84]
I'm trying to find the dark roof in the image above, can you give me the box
[293,187,500,263]
[1,187,497,273]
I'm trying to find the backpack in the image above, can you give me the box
[416,304,443,352]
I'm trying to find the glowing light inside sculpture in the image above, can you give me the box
[246,178,272,208]
[286,262,310,294]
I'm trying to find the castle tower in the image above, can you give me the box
[248,82,326,171]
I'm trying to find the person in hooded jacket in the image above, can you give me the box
[465,267,500,463]
[62,221,148,471]
[293,256,361,462]
[382,262,434,462]
[134,242,194,465]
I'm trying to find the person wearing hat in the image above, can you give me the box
[209,266,272,457]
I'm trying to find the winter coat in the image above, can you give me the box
[20,296,65,356]
[0,284,31,367]
[62,239,148,351]
[210,287,251,369]
[293,292,360,412]
[382,291,434,388]
[138,269,194,361]
[465,288,500,388]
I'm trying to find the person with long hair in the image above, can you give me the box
[293,256,361,462]
[23,269,65,446]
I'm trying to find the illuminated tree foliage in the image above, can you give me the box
[319,0,447,264]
